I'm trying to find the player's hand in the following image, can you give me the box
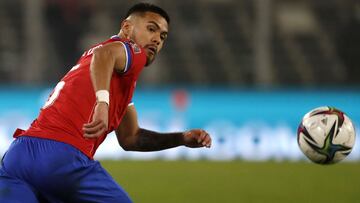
[183,129,212,148]
[83,102,109,139]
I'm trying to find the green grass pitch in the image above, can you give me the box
[101,160,360,203]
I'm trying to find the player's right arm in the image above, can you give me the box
[83,42,128,138]
[89,42,128,92]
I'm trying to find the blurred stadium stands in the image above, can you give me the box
[0,0,359,87]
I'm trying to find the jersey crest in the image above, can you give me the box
[129,41,141,54]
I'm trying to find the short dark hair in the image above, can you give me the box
[125,2,170,24]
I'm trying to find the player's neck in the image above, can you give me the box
[118,31,127,39]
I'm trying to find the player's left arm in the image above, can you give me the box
[115,105,212,151]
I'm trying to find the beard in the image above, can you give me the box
[145,54,156,66]
[129,33,157,66]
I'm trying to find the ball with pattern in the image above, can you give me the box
[297,106,356,164]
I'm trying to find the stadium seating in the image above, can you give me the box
[0,0,358,87]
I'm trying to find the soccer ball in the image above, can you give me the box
[297,106,356,164]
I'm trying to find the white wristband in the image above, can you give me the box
[96,90,109,106]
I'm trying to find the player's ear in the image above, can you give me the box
[121,20,133,39]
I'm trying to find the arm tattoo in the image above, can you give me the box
[134,128,184,151]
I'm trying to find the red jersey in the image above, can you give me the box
[14,36,146,159]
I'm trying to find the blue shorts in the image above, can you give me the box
[0,136,132,203]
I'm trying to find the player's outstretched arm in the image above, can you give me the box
[115,105,212,151]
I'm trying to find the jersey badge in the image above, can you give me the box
[129,41,141,54]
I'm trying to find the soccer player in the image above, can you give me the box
[0,3,212,203]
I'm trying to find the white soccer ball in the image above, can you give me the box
[297,106,356,164]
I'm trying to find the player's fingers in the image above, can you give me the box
[83,119,102,128]
[197,130,207,143]
[83,120,107,138]
[202,135,212,148]
[84,127,106,138]
[83,121,106,134]
[200,133,208,145]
